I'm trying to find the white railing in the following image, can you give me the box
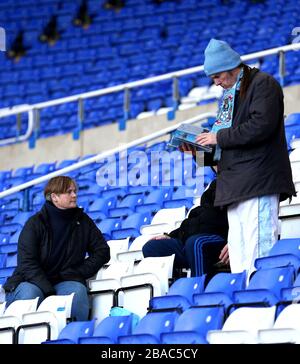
[0,105,34,146]
[0,112,216,199]
[1,43,300,146]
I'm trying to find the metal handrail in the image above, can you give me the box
[1,43,300,146]
[0,112,216,199]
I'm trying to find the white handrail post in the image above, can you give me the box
[279,50,286,87]
[73,98,84,140]
[120,87,130,131]
[28,108,39,149]
[167,76,179,121]
[16,112,22,140]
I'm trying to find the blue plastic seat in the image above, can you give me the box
[111,212,151,240]
[13,166,34,178]
[232,266,294,310]
[88,196,117,215]
[108,193,144,217]
[161,306,224,344]
[42,320,95,344]
[118,311,179,344]
[5,252,17,268]
[163,186,194,209]
[0,233,10,245]
[280,272,300,305]
[135,188,171,214]
[97,218,122,240]
[56,158,79,170]
[0,253,6,269]
[0,211,34,236]
[149,276,206,313]
[193,272,247,313]
[79,315,133,344]
[255,238,300,277]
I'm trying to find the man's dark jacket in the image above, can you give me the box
[211,68,296,206]
[168,180,228,243]
[4,205,110,296]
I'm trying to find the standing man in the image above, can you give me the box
[4,176,110,321]
[196,39,295,279]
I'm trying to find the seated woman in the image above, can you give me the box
[142,179,229,279]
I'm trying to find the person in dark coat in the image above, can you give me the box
[193,39,296,279]
[39,15,60,45]
[7,30,27,62]
[73,0,92,29]
[4,176,110,321]
[142,179,229,279]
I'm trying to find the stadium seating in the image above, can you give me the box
[42,320,95,344]
[207,306,276,344]
[149,276,206,313]
[161,306,224,344]
[258,304,300,344]
[1,0,300,347]
[17,293,75,344]
[118,311,179,344]
[79,315,133,344]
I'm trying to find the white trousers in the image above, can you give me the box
[227,195,279,281]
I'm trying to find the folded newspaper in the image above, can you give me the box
[168,124,213,153]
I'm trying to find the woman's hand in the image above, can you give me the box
[195,132,217,146]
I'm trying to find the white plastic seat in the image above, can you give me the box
[116,255,175,319]
[106,238,130,264]
[116,249,144,263]
[89,261,135,326]
[95,261,134,280]
[140,206,186,235]
[0,298,39,344]
[0,301,6,316]
[279,194,300,238]
[258,304,300,343]
[89,279,121,328]
[207,306,276,344]
[116,235,152,263]
[18,293,75,344]
[123,234,153,251]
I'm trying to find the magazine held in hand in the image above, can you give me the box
[168,124,213,153]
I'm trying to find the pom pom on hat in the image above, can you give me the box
[204,39,242,76]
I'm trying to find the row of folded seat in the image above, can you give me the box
[1,234,300,345]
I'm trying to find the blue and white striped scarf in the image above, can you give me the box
[212,68,244,161]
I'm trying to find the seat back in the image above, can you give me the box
[273,304,300,330]
[4,298,39,319]
[18,293,75,343]
[207,306,276,344]
[37,293,75,320]
[0,298,39,344]
[79,315,133,344]
[96,261,134,280]
[204,272,247,296]
[174,306,223,334]
[118,311,179,344]
[149,276,206,312]
[248,266,294,297]
[135,254,175,279]
[106,238,130,264]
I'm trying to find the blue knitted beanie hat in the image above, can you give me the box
[204,39,242,76]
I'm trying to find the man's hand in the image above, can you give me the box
[219,243,230,265]
[152,234,171,240]
[178,142,196,155]
[195,132,217,146]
